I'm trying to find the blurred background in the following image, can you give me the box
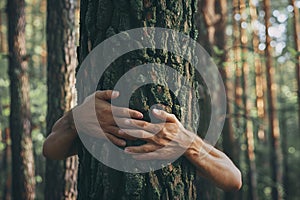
[0,0,299,199]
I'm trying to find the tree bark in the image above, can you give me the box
[7,0,36,199]
[263,0,283,199]
[45,0,78,199]
[76,0,209,199]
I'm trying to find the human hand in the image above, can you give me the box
[72,90,143,147]
[121,109,196,160]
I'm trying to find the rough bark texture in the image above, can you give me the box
[45,0,78,199]
[263,0,283,199]
[7,0,36,199]
[75,0,211,199]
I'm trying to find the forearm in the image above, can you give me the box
[184,135,242,191]
[43,110,78,160]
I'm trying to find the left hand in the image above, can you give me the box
[121,109,196,160]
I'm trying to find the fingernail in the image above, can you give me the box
[112,91,119,98]
[152,109,160,114]
[121,141,126,146]
[124,148,131,153]
[138,113,143,118]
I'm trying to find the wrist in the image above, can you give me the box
[184,136,204,158]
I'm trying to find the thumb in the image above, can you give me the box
[95,90,119,100]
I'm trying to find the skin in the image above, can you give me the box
[43,90,242,191]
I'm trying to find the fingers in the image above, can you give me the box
[152,109,177,122]
[119,129,154,140]
[105,133,126,147]
[124,143,161,154]
[111,106,143,119]
[121,118,161,133]
[95,90,119,100]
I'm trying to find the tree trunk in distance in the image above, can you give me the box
[201,0,240,199]
[250,0,267,142]
[7,0,36,199]
[263,0,283,199]
[290,0,300,132]
[45,0,78,199]
[240,1,258,199]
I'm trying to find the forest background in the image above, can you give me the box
[0,0,299,199]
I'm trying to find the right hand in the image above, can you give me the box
[72,90,143,147]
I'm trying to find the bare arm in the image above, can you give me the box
[184,136,242,191]
[122,109,242,191]
[43,90,143,160]
[43,111,78,160]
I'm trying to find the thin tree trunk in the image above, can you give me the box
[290,0,300,131]
[240,1,258,199]
[232,0,243,133]
[45,0,78,200]
[278,63,289,199]
[250,0,267,142]
[263,0,283,199]
[0,8,5,52]
[7,0,36,199]
[76,0,208,199]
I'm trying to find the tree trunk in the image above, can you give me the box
[76,0,210,199]
[290,0,300,131]
[7,0,36,199]
[232,0,243,133]
[278,63,289,200]
[263,0,283,199]
[240,1,258,199]
[250,0,267,142]
[45,0,78,199]
[201,0,239,199]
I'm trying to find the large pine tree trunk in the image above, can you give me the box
[75,0,212,199]
[45,0,78,199]
[263,0,283,199]
[7,0,36,199]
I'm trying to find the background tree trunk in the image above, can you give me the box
[45,0,78,200]
[263,0,283,199]
[290,0,300,131]
[250,0,266,142]
[7,0,36,199]
[201,0,240,199]
[75,0,212,199]
[240,1,258,199]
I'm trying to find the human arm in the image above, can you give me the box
[43,90,143,160]
[121,109,242,191]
